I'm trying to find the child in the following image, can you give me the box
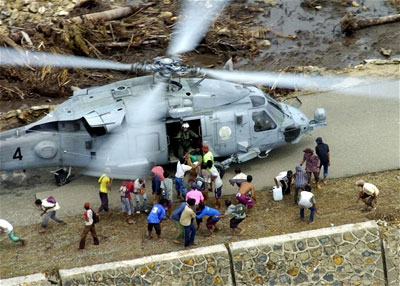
[160,171,173,217]
[219,200,246,235]
[147,199,168,241]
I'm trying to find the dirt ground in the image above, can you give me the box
[0,169,399,279]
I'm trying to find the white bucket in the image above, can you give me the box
[273,186,283,201]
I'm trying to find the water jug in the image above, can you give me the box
[273,186,283,201]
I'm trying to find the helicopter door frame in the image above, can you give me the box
[249,108,279,152]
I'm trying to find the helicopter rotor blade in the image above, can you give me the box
[83,82,167,179]
[0,47,133,71]
[167,0,231,56]
[202,69,400,99]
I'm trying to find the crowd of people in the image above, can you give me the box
[1,137,381,250]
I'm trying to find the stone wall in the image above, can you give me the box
[1,221,399,286]
[381,224,400,285]
[59,244,232,286]
[229,221,386,285]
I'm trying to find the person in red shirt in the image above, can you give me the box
[79,202,99,250]
[120,180,135,224]
[300,148,321,190]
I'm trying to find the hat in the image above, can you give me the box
[316,137,323,144]
[355,180,365,186]
[303,148,313,153]
[295,165,302,171]
[202,145,209,152]
[182,122,189,128]
[84,202,90,209]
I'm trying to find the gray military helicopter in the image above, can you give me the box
[0,0,389,185]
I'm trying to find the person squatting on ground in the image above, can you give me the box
[315,137,330,184]
[134,178,147,213]
[180,198,197,249]
[0,219,25,246]
[274,170,294,195]
[300,148,321,190]
[196,202,221,237]
[119,179,135,224]
[293,165,307,205]
[298,185,317,224]
[207,160,223,209]
[356,180,379,212]
[35,196,66,233]
[175,122,199,158]
[147,199,168,241]
[79,202,99,250]
[98,171,113,213]
[160,171,173,217]
[236,175,256,213]
[229,167,247,190]
[219,200,246,235]
[170,201,187,244]
[175,156,192,200]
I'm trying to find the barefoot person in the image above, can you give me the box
[196,202,221,237]
[147,199,168,241]
[235,175,256,214]
[218,200,246,235]
[356,180,379,212]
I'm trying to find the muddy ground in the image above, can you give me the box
[0,170,399,279]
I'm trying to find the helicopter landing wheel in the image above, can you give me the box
[54,169,69,186]
[214,162,225,179]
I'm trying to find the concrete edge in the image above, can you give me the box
[59,244,228,277]
[229,220,378,251]
[0,273,49,286]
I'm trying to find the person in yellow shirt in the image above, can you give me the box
[98,170,113,213]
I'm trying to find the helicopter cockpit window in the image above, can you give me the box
[250,96,266,107]
[252,111,276,132]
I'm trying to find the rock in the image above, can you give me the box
[28,2,39,13]
[333,255,343,265]
[315,5,322,10]
[260,40,271,47]
[58,10,69,16]
[352,1,359,7]
[38,6,46,15]
[160,11,172,18]
[380,48,392,57]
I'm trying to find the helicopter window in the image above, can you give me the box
[27,122,58,133]
[250,96,266,107]
[252,111,276,132]
[266,101,285,125]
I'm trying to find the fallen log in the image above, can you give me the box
[70,2,155,24]
[340,13,400,34]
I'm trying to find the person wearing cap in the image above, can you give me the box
[0,219,25,246]
[315,137,330,184]
[356,180,379,212]
[79,202,99,250]
[202,145,214,165]
[175,122,199,158]
[293,165,307,205]
[300,148,321,190]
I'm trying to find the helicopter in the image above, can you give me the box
[0,0,393,185]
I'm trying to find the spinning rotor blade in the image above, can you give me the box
[83,82,167,179]
[203,69,400,99]
[0,48,133,71]
[167,0,231,56]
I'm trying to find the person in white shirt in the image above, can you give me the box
[35,196,66,233]
[0,219,24,245]
[298,185,317,224]
[79,202,99,250]
[223,54,239,71]
[134,178,147,213]
[175,156,192,200]
[206,160,223,209]
[356,180,380,212]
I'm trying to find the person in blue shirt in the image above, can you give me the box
[147,199,168,241]
[196,202,221,237]
[170,201,187,244]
